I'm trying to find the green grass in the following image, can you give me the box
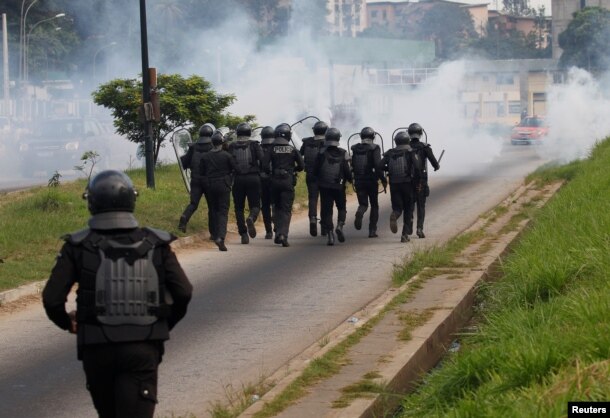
[398,138,610,417]
[0,164,309,291]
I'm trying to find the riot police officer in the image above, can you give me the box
[314,128,352,246]
[382,131,414,242]
[262,123,304,247]
[300,121,328,236]
[201,131,238,251]
[227,122,264,244]
[259,126,275,239]
[351,127,386,238]
[408,123,440,238]
[178,123,215,234]
[42,170,193,418]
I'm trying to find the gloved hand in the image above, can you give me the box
[434,166,439,171]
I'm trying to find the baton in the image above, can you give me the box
[437,149,445,164]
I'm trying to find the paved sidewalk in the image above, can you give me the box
[240,181,562,418]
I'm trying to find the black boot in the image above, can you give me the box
[336,223,345,243]
[241,233,249,244]
[354,209,364,230]
[390,212,398,234]
[309,217,318,237]
[320,220,327,236]
[278,234,290,247]
[214,238,227,251]
[401,234,410,243]
[246,217,257,238]
[178,215,187,233]
[417,228,425,238]
[265,230,273,239]
[327,230,335,246]
[368,229,378,238]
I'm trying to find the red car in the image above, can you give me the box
[510,116,548,145]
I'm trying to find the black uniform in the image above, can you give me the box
[382,144,415,241]
[409,139,440,237]
[314,146,352,244]
[300,135,325,230]
[178,140,214,233]
[350,142,385,236]
[263,141,304,246]
[42,218,192,418]
[260,142,274,238]
[201,147,238,245]
[227,139,264,241]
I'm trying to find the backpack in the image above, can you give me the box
[319,151,343,184]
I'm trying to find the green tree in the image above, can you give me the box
[417,3,477,60]
[92,74,254,163]
[558,7,610,72]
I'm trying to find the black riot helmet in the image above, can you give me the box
[360,127,375,140]
[236,122,252,137]
[85,170,137,215]
[313,121,328,136]
[324,127,341,147]
[394,131,410,146]
[274,123,292,144]
[261,126,275,145]
[199,123,215,138]
[408,123,423,140]
[211,130,225,146]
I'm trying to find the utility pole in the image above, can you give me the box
[139,0,155,188]
[2,14,9,115]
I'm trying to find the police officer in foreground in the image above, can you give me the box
[227,122,264,244]
[351,127,386,238]
[201,131,237,251]
[178,123,215,234]
[42,170,193,418]
[381,131,414,242]
[408,123,440,238]
[314,127,352,246]
[300,121,328,237]
[263,123,304,247]
[259,126,276,239]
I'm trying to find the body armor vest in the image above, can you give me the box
[410,143,429,180]
[319,151,343,184]
[351,144,375,178]
[191,143,211,180]
[232,142,253,174]
[69,228,172,343]
[303,139,323,173]
[387,149,412,182]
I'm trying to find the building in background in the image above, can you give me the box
[551,0,610,59]
[327,0,367,37]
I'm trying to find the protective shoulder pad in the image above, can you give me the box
[142,227,176,244]
[61,228,91,244]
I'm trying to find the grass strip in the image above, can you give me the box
[398,138,610,417]
[0,164,308,291]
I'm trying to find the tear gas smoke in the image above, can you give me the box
[543,67,610,162]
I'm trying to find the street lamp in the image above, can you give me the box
[93,42,117,81]
[19,0,39,81]
[24,13,65,81]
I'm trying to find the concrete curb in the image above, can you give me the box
[239,180,562,418]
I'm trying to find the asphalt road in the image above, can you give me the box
[0,144,545,417]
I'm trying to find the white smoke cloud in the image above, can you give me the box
[543,67,610,162]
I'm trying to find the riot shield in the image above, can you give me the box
[171,128,192,193]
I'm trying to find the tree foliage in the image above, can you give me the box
[558,7,610,72]
[417,3,477,60]
[92,74,254,163]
